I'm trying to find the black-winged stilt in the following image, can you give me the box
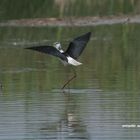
[26,32,91,89]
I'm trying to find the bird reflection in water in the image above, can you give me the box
[40,94,89,139]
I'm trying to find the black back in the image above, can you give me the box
[26,45,68,62]
[64,32,91,59]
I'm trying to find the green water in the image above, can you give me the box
[0,1,140,140]
[0,25,140,140]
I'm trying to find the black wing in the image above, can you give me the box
[26,45,68,62]
[64,32,91,59]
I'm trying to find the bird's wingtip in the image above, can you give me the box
[24,46,36,50]
[85,32,92,40]
[81,32,92,39]
[24,47,31,50]
[87,32,92,36]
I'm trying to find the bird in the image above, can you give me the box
[26,32,91,89]
[26,32,91,66]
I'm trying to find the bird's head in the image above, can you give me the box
[53,42,62,50]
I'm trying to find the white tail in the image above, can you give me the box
[67,56,82,66]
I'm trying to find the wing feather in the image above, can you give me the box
[26,45,68,62]
[64,32,91,59]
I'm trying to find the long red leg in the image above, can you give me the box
[61,67,77,89]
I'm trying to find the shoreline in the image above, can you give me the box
[0,15,140,27]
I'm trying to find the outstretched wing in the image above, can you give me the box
[26,45,68,62]
[64,32,91,59]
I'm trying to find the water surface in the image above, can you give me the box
[0,25,140,140]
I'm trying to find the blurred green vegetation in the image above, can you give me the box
[0,0,140,20]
